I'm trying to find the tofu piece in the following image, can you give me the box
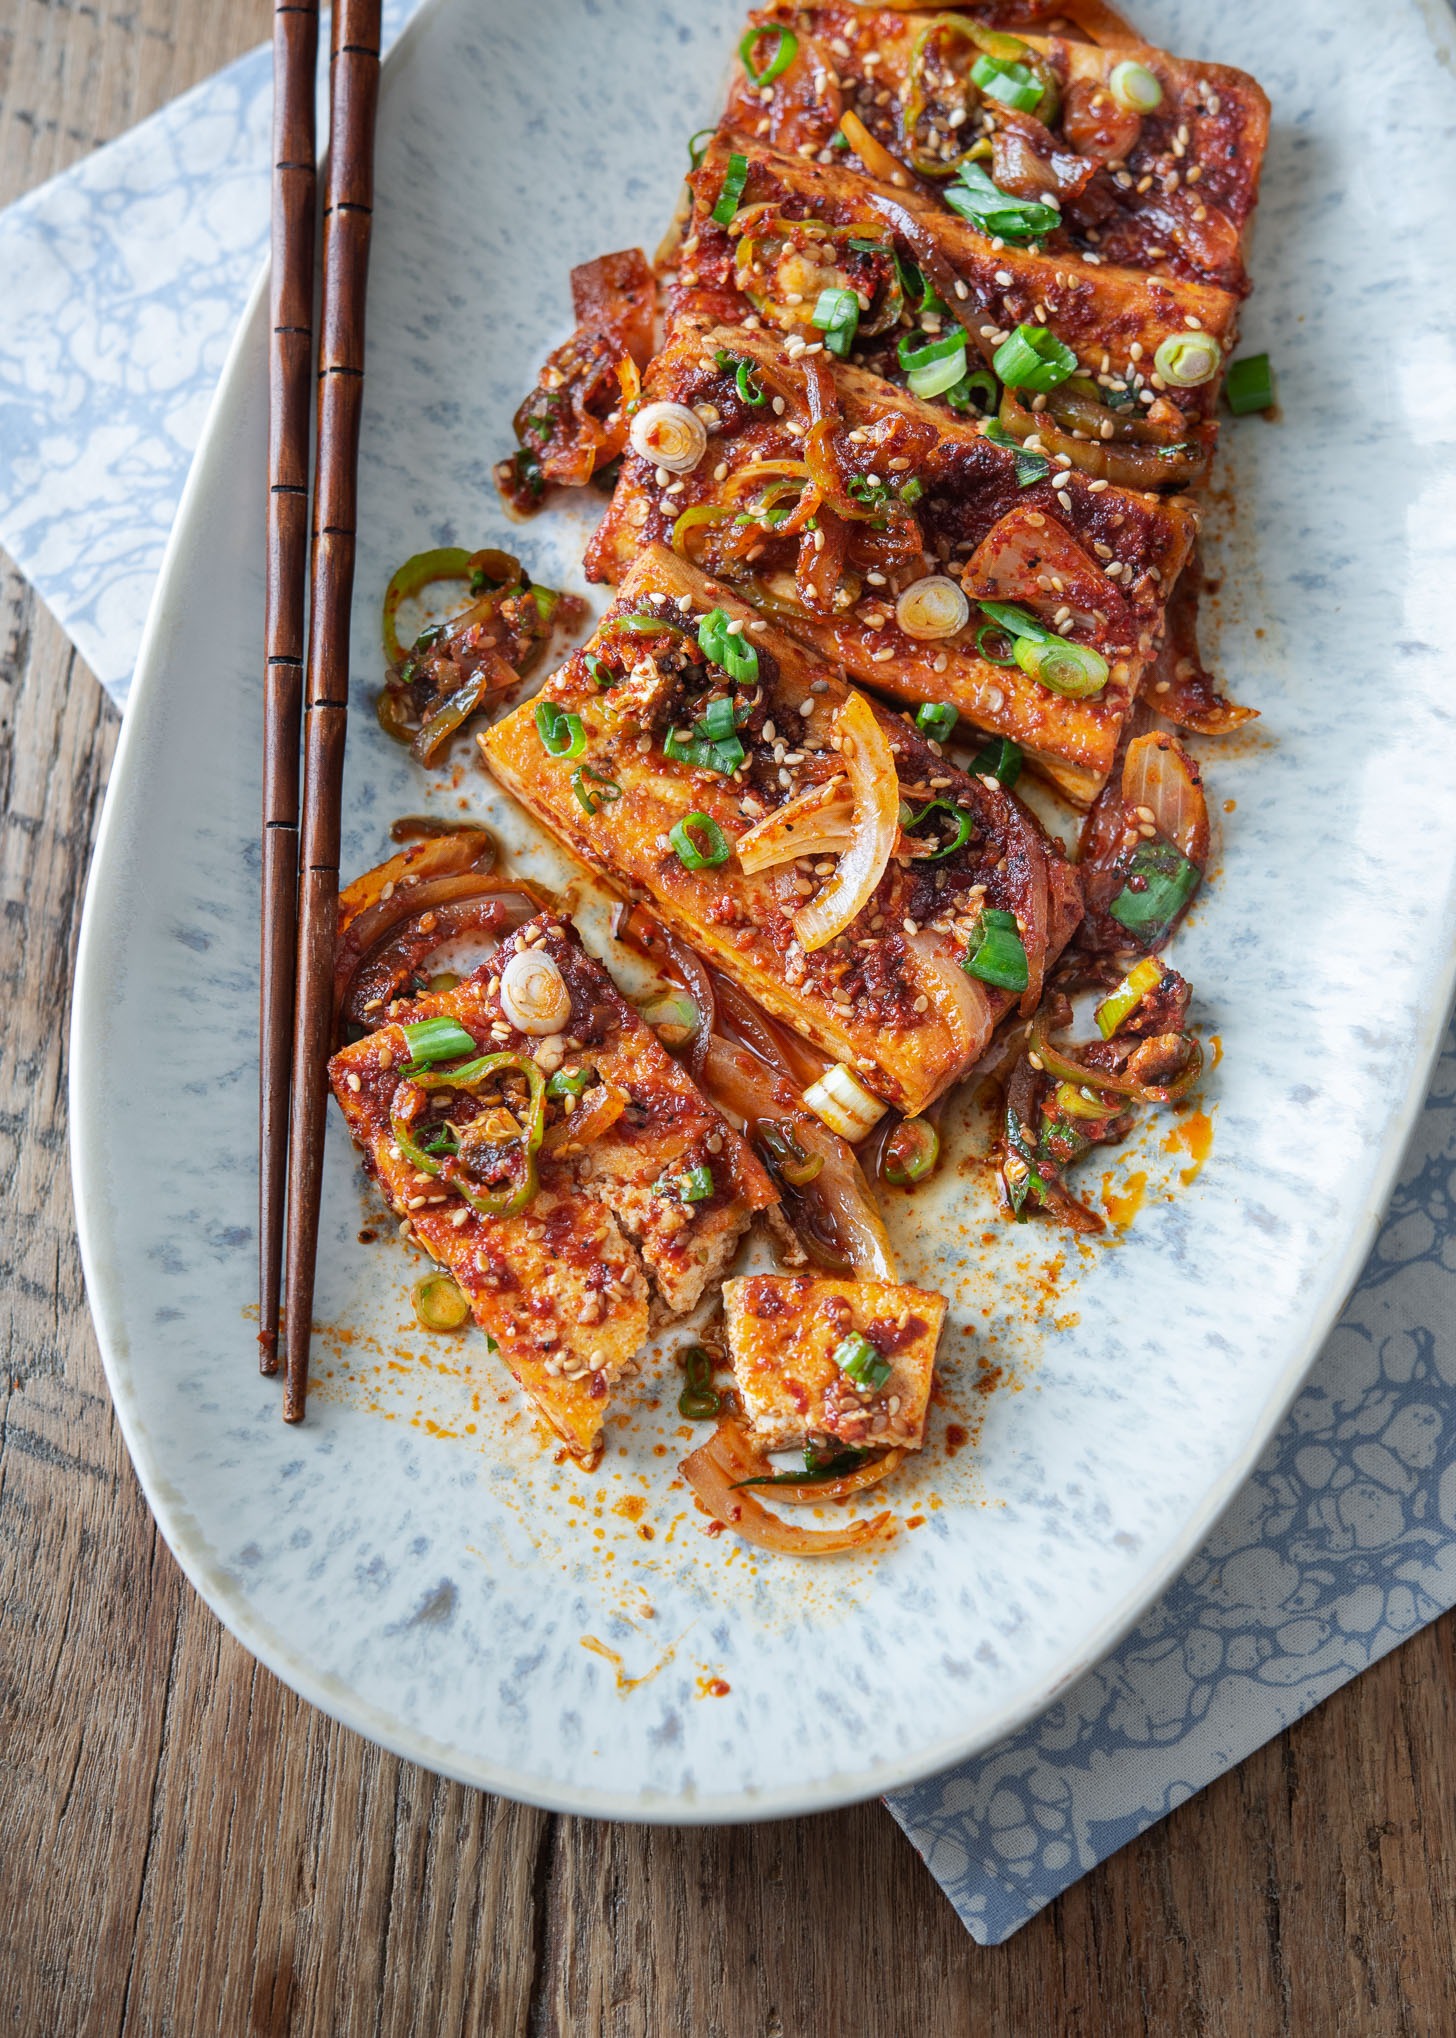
[585,324,1198,806]
[673,133,1239,481]
[722,5,1269,296]
[329,914,776,1461]
[722,1273,946,1453]
[481,546,1083,1118]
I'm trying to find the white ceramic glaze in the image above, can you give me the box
[70,0,1456,1818]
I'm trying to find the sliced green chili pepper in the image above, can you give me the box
[834,1332,892,1393]
[678,1345,721,1420]
[390,1051,547,1220]
[899,796,974,862]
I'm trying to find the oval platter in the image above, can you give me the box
[71,0,1456,1817]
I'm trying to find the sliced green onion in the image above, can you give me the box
[977,599,1055,645]
[664,730,746,774]
[546,1065,595,1098]
[534,699,586,758]
[812,286,861,358]
[698,606,760,683]
[739,23,798,87]
[695,696,734,740]
[675,1163,715,1203]
[1109,59,1163,113]
[898,329,968,401]
[669,811,731,870]
[712,151,750,227]
[993,323,1078,393]
[1109,841,1201,945]
[1095,955,1165,1039]
[400,1016,478,1066]
[964,907,1029,993]
[976,623,1018,665]
[1226,352,1276,415]
[971,734,1023,787]
[1013,635,1110,698]
[982,418,1049,487]
[899,796,974,862]
[880,1116,940,1187]
[412,1272,471,1332]
[834,1332,893,1393]
[944,161,1060,243]
[900,476,926,505]
[571,764,622,815]
[915,701,959,744]
[419,1124,459,1156]
[715,347,767,407]
[583,652,614,688]
[947,365,1000,417]
[688,127,717,170]
[969,53,1045,113]
[733,1446,868,1488]
[1153,331,1221,388]
[678,1344,720,1420]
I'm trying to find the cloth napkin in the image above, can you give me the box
[8,11,1456,1949]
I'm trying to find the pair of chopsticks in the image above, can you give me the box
[259,0,382,1422]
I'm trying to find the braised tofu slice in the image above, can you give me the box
[481,546,1083,1118]
[673,134,1238,488]
[723,5,1269,295]
[722,1273,946,1453]
[585,324,1200,805]
[329,914,775,1460]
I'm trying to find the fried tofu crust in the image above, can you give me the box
[722,1273,946,1452]
[329,914,775,1459]
[481,547,1083,1116]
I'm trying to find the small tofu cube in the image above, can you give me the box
[722,1274,946,1454]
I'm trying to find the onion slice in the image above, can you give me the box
[1121,731,1210,867]
[792,694,899,952]
[906,931,995,1063]
[750,1448,907,1505]
[681,1423,898,1556]
[736,776,850,874]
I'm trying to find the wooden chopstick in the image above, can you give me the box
[283,0,383,1423]
[259,0,320,1377]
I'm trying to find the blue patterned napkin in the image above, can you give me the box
[8,6,1456,1948]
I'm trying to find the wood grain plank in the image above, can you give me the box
[1,4,1455,2035]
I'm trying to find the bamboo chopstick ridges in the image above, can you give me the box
[283,0,383,1423]
[259,0,319,1377]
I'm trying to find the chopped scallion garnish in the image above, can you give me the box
[1226,352,1275,415]
[688,128,717,171]
[915,701,958,744]
[669,811,731,869]
[812,285,861,358]
[969,53,1045,113]
[963,907,1029,993]
[971,734,1023,788]
[1094,955,1164,1039]
[714,347,767,406]
[993,323,1078,394]
[833,1332,893,1393]
[697,606,759,683]
[1013,635,1110,698]
[944,161,1060,244]
[1109,842,1201,946]
[571,764,621,815]
[898,327,969,401]
[977,599,1055,645]
[400,1016,478,1066]
[534,699,586,758]
[711,151,750,227]
[698,694,743,740]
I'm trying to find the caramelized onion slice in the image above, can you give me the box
[906,931,995,1063]
[736,776,850,874]
[1122,730,1209,867]
[337,831,496,940]
[681,1423,897,1556]
[542,1078,628,1154]
[792,694,899,953]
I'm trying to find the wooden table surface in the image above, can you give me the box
[1,4,1450,2033]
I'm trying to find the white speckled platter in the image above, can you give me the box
[71,0,1456,1818]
